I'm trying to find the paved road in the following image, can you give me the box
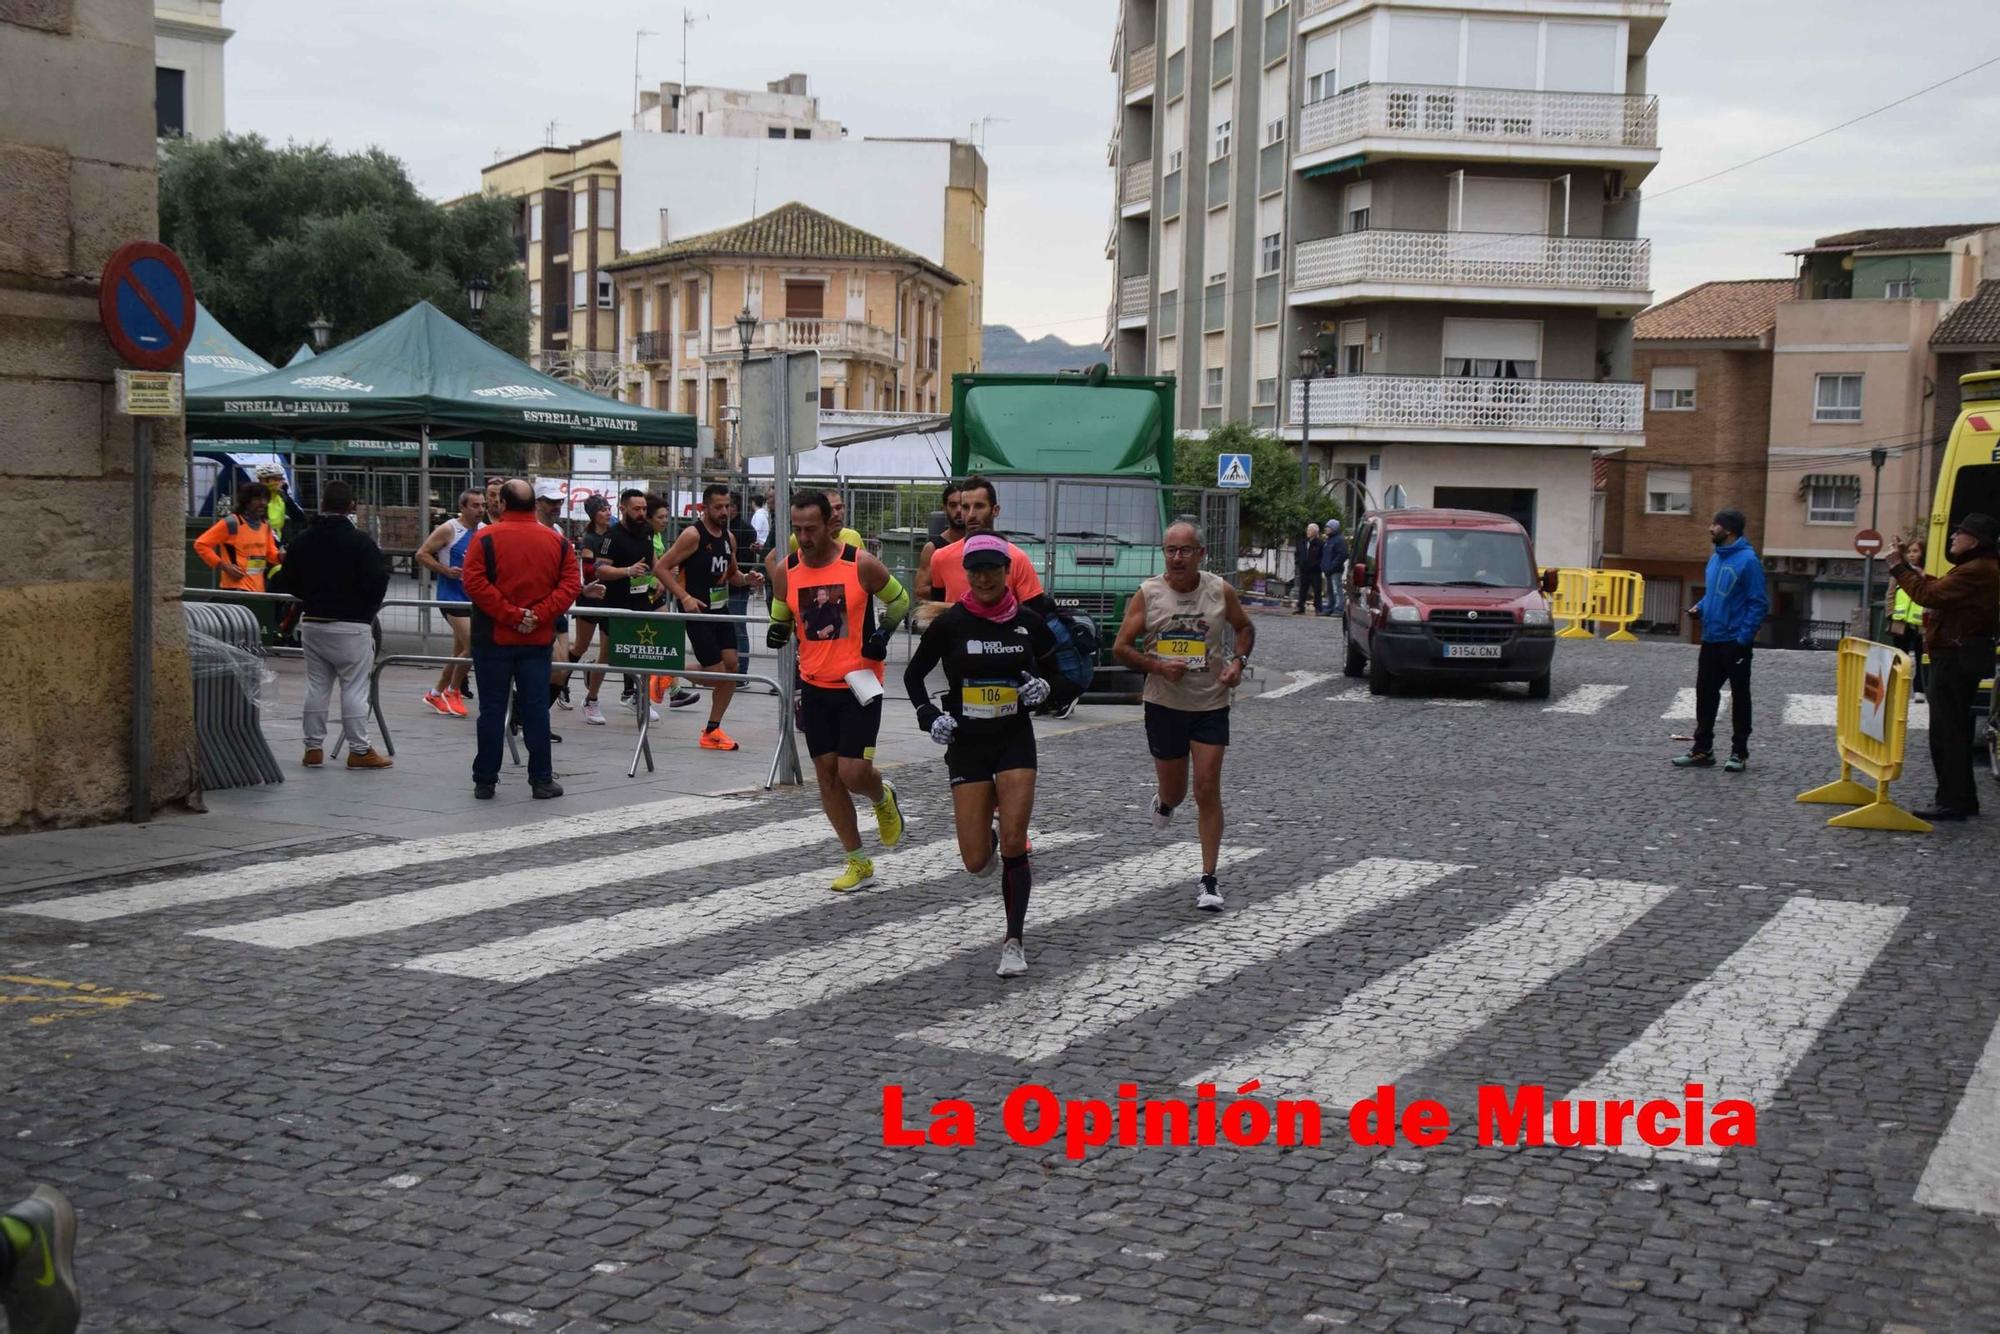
[2,617,1996,1331]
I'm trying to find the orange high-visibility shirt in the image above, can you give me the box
[194,515,281,592]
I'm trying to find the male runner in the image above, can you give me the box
[914,478,966,601]
[656,483,765,750]
[590,489,662,721]
[923,475,1051,612]
[414,488,484,715]
[1113,520,1254,912]
[573,495,615,723]
[787,489,865,553]
[767,490,910,890]
[193,482,281,592]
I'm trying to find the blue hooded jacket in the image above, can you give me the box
[1319,521,1348,574]
[1693,537,1768,644]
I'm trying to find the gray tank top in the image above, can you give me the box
[1139,570,1232,712]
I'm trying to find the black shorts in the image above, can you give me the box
[800,682,880,760]
[1144,702,1230,761]
[947,727,1038,786]
[685,611,736,668]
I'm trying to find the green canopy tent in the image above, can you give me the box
[183,301,293,509]
[277,339,470,462]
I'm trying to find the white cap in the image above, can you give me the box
[532,478,565,501]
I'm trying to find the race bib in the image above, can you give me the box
[1155,634,1208,669]
[962,680,1018,720]
[708,586,729,609]
[244,558,268,573]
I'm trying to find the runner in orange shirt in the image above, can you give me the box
[193,482,282,592]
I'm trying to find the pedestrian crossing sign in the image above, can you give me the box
[1217,453,1252,489]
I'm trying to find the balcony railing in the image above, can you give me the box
[1289,374,1643,434]
[1121,159,1153,209]
[728,318,901,360]
[1119,274,1151,322]
[629,331,673,363]
[1294,229,1651,295]
[1124,43,1156,94]
[1298,83,1660,157]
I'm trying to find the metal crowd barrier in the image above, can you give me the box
[182,601,285,790]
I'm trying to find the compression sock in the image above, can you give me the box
[1001,853,1032,940]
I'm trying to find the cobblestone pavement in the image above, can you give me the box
[3,614,1998,1332]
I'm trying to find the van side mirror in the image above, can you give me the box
[1540,569,1560,594]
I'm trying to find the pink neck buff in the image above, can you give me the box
[959,534,1018,622]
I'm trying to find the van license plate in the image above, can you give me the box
[1443,644,1502,659]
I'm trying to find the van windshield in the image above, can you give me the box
[1383,528,1535,588]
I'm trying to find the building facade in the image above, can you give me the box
[638,72,843,140]
[479,135,624,384]
[154,0,230,141]
[606,202,962,460]
[1106,0,1664,567]
[1603,279,1788,636]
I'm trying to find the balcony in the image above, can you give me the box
[1295,83,1661,178]
[627,332,673,363]
[1292,229,1651,309]
[1118,274,1151,328]
[1121,159,1153,213]
[724,318,902,361]
[1287,373,1643,444]
[1123,43,1156,100]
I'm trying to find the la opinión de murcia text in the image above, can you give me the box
[882,1083,1756,1162]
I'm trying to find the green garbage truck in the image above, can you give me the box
[950,367,1180,697]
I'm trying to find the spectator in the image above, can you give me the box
[461,479,582,801]
[1294,523,1323,616]
[1886,514,1999,821]
[1674,508,1768,772]
[1319,518,1349,615]
[193,482,281,592]
[256,464,293,544]
[268,480,392,770]
[1889,539,1927,698]
[749,492,771,550]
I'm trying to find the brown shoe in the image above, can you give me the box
[303,748,324,767]
[346,749,393,770]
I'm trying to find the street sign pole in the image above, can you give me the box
[1862,448,1887,640]
[130,417,153,822]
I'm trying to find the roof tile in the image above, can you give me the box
[1633,279,1794,342]
[605,201,962,284]
[1933,279,2000,347]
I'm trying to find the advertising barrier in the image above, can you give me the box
[1796,637,1929,833]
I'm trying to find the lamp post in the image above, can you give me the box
[307,314,333,352]
[466,276,491,337]
[735,306,757,466]
[1864,446,1888,639]
[1297,345,1320,496]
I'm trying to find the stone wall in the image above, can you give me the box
[0,0,198,829]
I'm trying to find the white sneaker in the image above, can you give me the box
[648,706,661,723]
[1195,875,1224,912]
[555,691,573,711]
[582,700,606,726]
[1150,792,1175,829]
[996,938,1028,977]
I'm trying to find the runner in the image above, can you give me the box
[788,489,864,553]
[767,489,909,890]
[923,474,1053,614]
[414,488,484,716]
[914,478,966,601]
[646,494,701,711]
[656,483,765,751]
[193,482,282,592]
[573,495,616,723]
[533,481,582,719]
[904,533,1075,976]
[589,489,664,722]
[1112,520,1254,912]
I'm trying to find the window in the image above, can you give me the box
[1650,366,1697,412]
[1442,318,1539,378]
[1644,467,1693,515]
[1203,367,1224,406]
[767,127,786,139]
[155,66,186,138]
[1303,30,1337,103]
[1814,373,1863,423]
[1345,181,1372,233]
[1256,195,1282,276]
[819,387,837,410]
[1203,207,1230,284]
[1168,148,1185,173]
[1260,232,1281,275]
[1806,482,1858,524]
[1265,0,1289,12]
[1213,120,1232,159]
[596,185,616,229]
[1265,117,1285,146]
[1212,91,1233,160]
[597,274,614,309]
[793,128,811,139]
[1884,278,1917,298]
[573,271,589,308]
[529,280,542,316]
[1340,321,1366,375]
[529,202,543,244]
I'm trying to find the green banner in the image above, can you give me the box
[605,615,685,672]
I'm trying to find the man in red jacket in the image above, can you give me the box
[462,479,582,800]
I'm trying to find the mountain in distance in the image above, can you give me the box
[980,324,1105,374]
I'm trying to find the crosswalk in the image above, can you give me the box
[9,798,1995,1219]
[1317,680,1933,730]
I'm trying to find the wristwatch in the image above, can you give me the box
[1231,653,1250,666]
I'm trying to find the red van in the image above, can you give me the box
[1341,508,1559,698]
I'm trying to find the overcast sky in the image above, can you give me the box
[224,0,1999,343]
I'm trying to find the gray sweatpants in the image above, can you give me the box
[302,620,375,754]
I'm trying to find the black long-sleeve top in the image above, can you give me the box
[905,602,1069,741]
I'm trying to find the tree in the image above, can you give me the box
[159,135,528,363]
[1173,422,1336,551]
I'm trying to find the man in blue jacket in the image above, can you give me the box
[1675,508,1768,772]
[1319,519,1349,615]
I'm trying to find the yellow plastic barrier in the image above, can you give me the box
[1545,568,1645,641]
[1796,637,1929,833]
[1548,568,1595,639]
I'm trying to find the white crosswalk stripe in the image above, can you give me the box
[1559,896,1907,1162]
[1914,1013,2000,1217]
[402,832,1098,983]
[1784,693,1929,730]
[1544,684,1628,715]
[904,857,1465,1061]
[1261,671,1335,699]
[1663,688,1696,720]
[1193,877,1675,1105]
[192,811,866,949]
[639,842,1264,1021]
[7,794,734,923]
[1324,687,1379,704]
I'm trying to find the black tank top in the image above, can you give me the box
[683,519,734,610]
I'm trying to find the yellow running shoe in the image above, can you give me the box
[873,780,905,849]
[830,853,875,892]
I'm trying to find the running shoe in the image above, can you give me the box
[698,726,740,751]
[1,1185,80,1334]
[1195,874,1224,912]
[423,690,453,716]
[648,675,669,704]
[648,706,661,723]
[443,689,468,718]
[582,700,606,726]
[669,688,701,709]
[1051,699,1078,720]
[831,853,875,892]
[996,938,1028,978]
[1671,750,1716,769]
[1150,792,1175,829]
[873,780,905,849]
[1723,753,1748,773]
[555,687,573,711]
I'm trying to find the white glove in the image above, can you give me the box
[1018,674,1051,709]
[929,713,958,746]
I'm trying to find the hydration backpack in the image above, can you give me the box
[1042,609,1100,698]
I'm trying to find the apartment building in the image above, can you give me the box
[1602,279,1788,635]
[480,135,624,383]
[155,0,230,141]
[1107,0,1664,567]
[1760,223,2000,627]
[637,72,844,140]
[605,202,962,460]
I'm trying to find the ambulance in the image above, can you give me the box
[1923,370,2000,779]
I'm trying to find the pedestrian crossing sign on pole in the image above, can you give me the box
[1217,453,1252,489]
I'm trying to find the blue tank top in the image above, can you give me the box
[435,521,473,606]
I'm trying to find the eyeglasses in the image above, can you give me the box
[1163,545,1201,558]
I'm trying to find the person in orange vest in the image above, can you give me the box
[193,482,282,592]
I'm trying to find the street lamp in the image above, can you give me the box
[735,306,757,458]
[466,276,491,336]
[1297,345,1321,495]
[307,314,333,351]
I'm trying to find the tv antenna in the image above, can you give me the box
[972,115,1010,152]
[681,8,709,126]
[632,27,658,128]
